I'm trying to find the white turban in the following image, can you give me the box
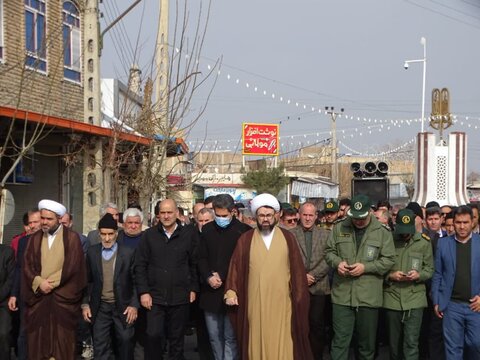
[250,193,280,215]
[38,199,66,217]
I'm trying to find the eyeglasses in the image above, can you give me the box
[286,218,298,224]
[257,213,275,220]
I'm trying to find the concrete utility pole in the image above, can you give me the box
[155,0,170,129]
[155,0,170,200]
[82,0,141,233]
[83,0,104,233]
[325,107,344,184]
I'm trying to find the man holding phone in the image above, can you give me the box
[326,195,395,360]
[383,209,434,359]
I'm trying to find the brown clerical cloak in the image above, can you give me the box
[22,226,87,360]
[226,227,313,360]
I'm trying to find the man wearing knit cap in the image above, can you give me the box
[82,213,138,359]
[406,201,424,233]
[22,199,86,360]
[225,193,313,360]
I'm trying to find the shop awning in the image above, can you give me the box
[0,105,188,155]
[291,177,338,198]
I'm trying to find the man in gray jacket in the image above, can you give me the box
[290,202,330,359]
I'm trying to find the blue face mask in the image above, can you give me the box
[215,216,231,228]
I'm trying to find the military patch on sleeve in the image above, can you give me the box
[421,233,431,241]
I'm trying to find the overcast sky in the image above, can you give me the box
[100,0,480,171]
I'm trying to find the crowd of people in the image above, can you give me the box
[0,193,479,360]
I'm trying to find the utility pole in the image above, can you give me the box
[155,0,170,200]
[82,0,104,233]
[156,0,170,129]
[82,0,141,233]
[325,106,344,184]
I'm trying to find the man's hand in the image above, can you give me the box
[434,304,443,319]
[389,271,408,282]
[406,270,420,282]
[124,306,138,324]
[337,261,351,277]
[469,295,480,312]
[82,306,92,323]
[8,297,18,311]
[348,263,365,277]
[208,272,223,289]
[225,296,238,306]
[140,293,153,310]
[39,279,54,294]
[306,273,316,286]
[190,291,196,303]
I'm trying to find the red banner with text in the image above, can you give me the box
[242,123,279,156]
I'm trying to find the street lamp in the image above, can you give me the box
[404,37,427,133]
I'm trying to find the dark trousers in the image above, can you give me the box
[309,294,326,360]
[17,305,27,360]
[0,306,11,360]
[331,304,379,360]
[145,303,189,360]
[93,302,135,360]
[428,308,445,359]
[385,308,423,360]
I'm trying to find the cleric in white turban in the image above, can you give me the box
[249,193,280,215]
[225,192,313,360]
[38,199,67,217]
[24,199,86,360]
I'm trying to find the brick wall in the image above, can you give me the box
[0,1,84,121]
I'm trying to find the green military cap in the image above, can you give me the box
[324,200,339,213]
[280,202,293,210]
[394,209,416,235]
[347,194,371,219]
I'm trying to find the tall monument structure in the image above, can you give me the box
[412,88,469,206]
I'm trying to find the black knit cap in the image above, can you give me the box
[98,213,118,230]
[406,202,423,220]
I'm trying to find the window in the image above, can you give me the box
[63,1,81,82]
[25,0,47,72]
[0,0,4,59]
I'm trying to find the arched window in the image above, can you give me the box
[25,0,46,71]
[63,1,81,82]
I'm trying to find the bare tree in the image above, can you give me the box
[98,0,219,212]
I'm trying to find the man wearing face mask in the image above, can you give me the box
[197,194,251,360]
[383,209,434,360]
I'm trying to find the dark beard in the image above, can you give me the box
[256,220,276,235]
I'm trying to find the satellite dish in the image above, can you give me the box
[1,189,15,225]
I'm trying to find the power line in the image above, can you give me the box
[403,0,480,30]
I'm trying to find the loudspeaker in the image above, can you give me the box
[351,178,389,205]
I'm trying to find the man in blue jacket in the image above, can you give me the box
[431,205,480,360]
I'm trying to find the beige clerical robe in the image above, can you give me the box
[247,228,294,360]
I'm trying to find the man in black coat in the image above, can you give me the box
[197,194,251,359]
[135,198,198,360]
[0,243,14,359]
[82,213,138,360]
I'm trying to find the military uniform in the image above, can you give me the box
[383,210,434,360]
[325,195,395,360]
[318,223,334,231]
